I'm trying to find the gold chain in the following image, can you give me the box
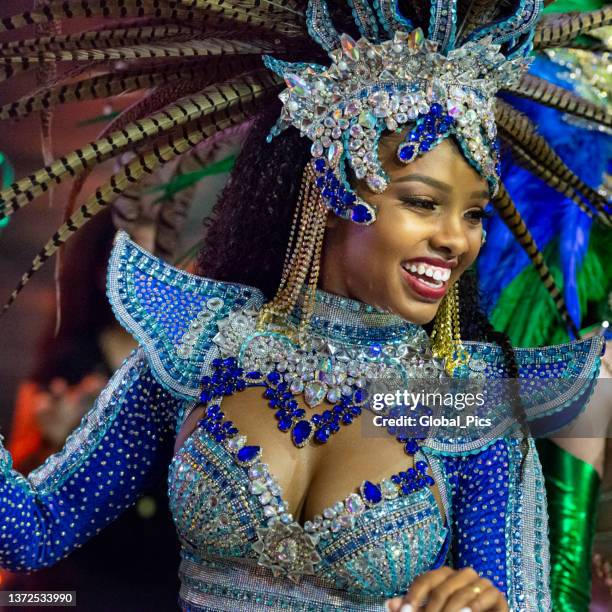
[257,163,328,340]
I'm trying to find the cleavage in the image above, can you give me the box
[175,386,446,525]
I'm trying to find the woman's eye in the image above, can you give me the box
[400,197,437,210]
[466,208,492,223]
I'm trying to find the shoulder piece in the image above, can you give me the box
[107,230,265,400]
[421,336,605,456]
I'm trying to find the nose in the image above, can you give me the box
[428,211,470,259]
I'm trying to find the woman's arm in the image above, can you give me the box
[439,438,550,610]
[0,347,182,572]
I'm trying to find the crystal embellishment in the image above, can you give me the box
[252,521,322,583]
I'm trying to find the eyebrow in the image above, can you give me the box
[396,174,489,200]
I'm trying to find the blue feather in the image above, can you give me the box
[478,54,610,327]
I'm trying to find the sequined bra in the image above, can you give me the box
[0,231,604,612]
[169,418,450,610]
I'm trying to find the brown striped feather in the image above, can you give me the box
[0,38,278,66]
[534,7,612,49]
[495,100,611,219]
[505,73,611,129]
[61,55,262,216]
[0,24,198,56]
[0,70,282,218]
[0,100,270,315]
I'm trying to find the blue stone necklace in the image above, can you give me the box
[198,356,435,506]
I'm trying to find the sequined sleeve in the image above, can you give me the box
[442,438,551,611]
[0,348,182,572]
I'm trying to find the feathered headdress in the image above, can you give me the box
[0,0,610,339]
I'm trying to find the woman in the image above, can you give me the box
[0,1,609,611]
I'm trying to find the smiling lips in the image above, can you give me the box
[400,259,453,300]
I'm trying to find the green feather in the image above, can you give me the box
[148,154,236,202]
[543,0,604,14]
[490,223,612,347]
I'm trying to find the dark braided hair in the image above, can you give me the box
[197,104,531,467]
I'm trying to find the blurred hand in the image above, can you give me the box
[385,567,509,612]
[34,374,108,450]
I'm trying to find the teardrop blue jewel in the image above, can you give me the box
[361,480,382,506]
[236,445,261,465]
[291,420,313,447]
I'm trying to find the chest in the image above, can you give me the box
[174,386,446,525]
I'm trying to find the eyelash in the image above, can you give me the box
[401,197,492,222]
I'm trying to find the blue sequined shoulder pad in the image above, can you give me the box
[421,336,605,455]
[107,231,265,400]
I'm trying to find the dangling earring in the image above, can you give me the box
[257,162,328,341]
[481,228,487,246]
[430,281,469,375]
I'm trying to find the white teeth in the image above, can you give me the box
[404,262,451,282]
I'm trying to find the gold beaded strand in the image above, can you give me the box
[430,281,469,375]
[257,163,328,341]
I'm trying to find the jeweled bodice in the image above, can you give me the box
[169,423,449,603]
[168,290,451,606]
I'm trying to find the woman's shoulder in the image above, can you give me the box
[107,230,265,400]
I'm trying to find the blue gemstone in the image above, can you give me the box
[266,371,281,384]
[399,145,415,161]
[354,389,365,403]
[416,460,428,473]
[237,445,260,463]
[201,376,212,386]
[351,204,372,223]
[314,428,329,443]
[425,475,435,486]
[430,102,443,116]
[222,357,236,368]
[292,408,305,418]
[404,440,419,454]
[342,191,356,205]
[292,420,312,445]
[199,389,213,403]
[314,158,326,172]
[419,140,432,152]
[312,414,322,424]
[362,481,382,504]
[401,484,412,495]
[246,370,261,379]
[264,388,275,399]
[350,406,362,416]
[341,414,353,425]
[368,344,382,357]
[391,474,401,484]
[316,176,326,188]
[212,358,223,368]
[236,379,246,391]
[278,417,293,432]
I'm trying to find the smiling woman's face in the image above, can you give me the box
[319,130,490,324]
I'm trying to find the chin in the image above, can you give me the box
[389,299,439,325]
